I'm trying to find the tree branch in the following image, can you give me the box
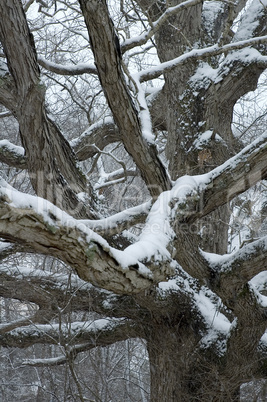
[78,0,171,196]
[138,36,267,82]
[0,318,139,349]
[0,140,26,169]
[0,180,173,294]
[38,56,98,76]
[0,264,148,320]
[173,130,267,224]
[121,0,203,53]
[0,0,95,218]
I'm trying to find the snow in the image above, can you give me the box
[70,116,115,147]
[190,130,226,150]
[0,241,13,252]
[234,0,267,41]
[138,35,267,83]
[190,62,218,88]
[202,1,225,38]
[0,140,25,156]
[9,318,125,338]
[132,74,155,143]
[159,273,231,355]
[80,200,152,232]
[38,56,95,74]
[195,288,231,333]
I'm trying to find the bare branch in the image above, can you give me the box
[0,264,146,320]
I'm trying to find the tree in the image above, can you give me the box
[0,0,267,400]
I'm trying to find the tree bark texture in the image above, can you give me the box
[0,0,267,400]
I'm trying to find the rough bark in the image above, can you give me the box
[0,0,267,400]
[78,0,171,196]
[0,0,95,218]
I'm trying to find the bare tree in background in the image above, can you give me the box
[0,0,267,400]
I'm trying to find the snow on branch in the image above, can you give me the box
[0,178,173,294]
[203,235,267,284]
[138,36,267,82]
[0,140,26,169]
[70,117,121,161]
[122,0,203,52]
[0,130,266,295]
[171,130,267,224]
[38,56,98,76]
[22,343,93,367]
[0,318,137,349]
[80,200,152,236]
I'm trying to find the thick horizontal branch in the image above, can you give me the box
[173,130,267,224]
[138,36,267,82]
[0,318,139,349]
[0,181,173,294]
[38,56,98,76]
[0,140,26,169]
[0,265,148,320]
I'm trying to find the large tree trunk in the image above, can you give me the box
[146,323,241,401]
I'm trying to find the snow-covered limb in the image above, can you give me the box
[94,167,138,191]
[122,0,203,53]
[22,343,94,367]
[201,236,267,302]
[38,56,98,76]
[70,117,121,161]
[0,318,138,349]
[138,35,267,82]
[81,200,152,236]
[0,179,173,294]
[172,130,267,224]
[0,139,26,169]
[0,264,143,320]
